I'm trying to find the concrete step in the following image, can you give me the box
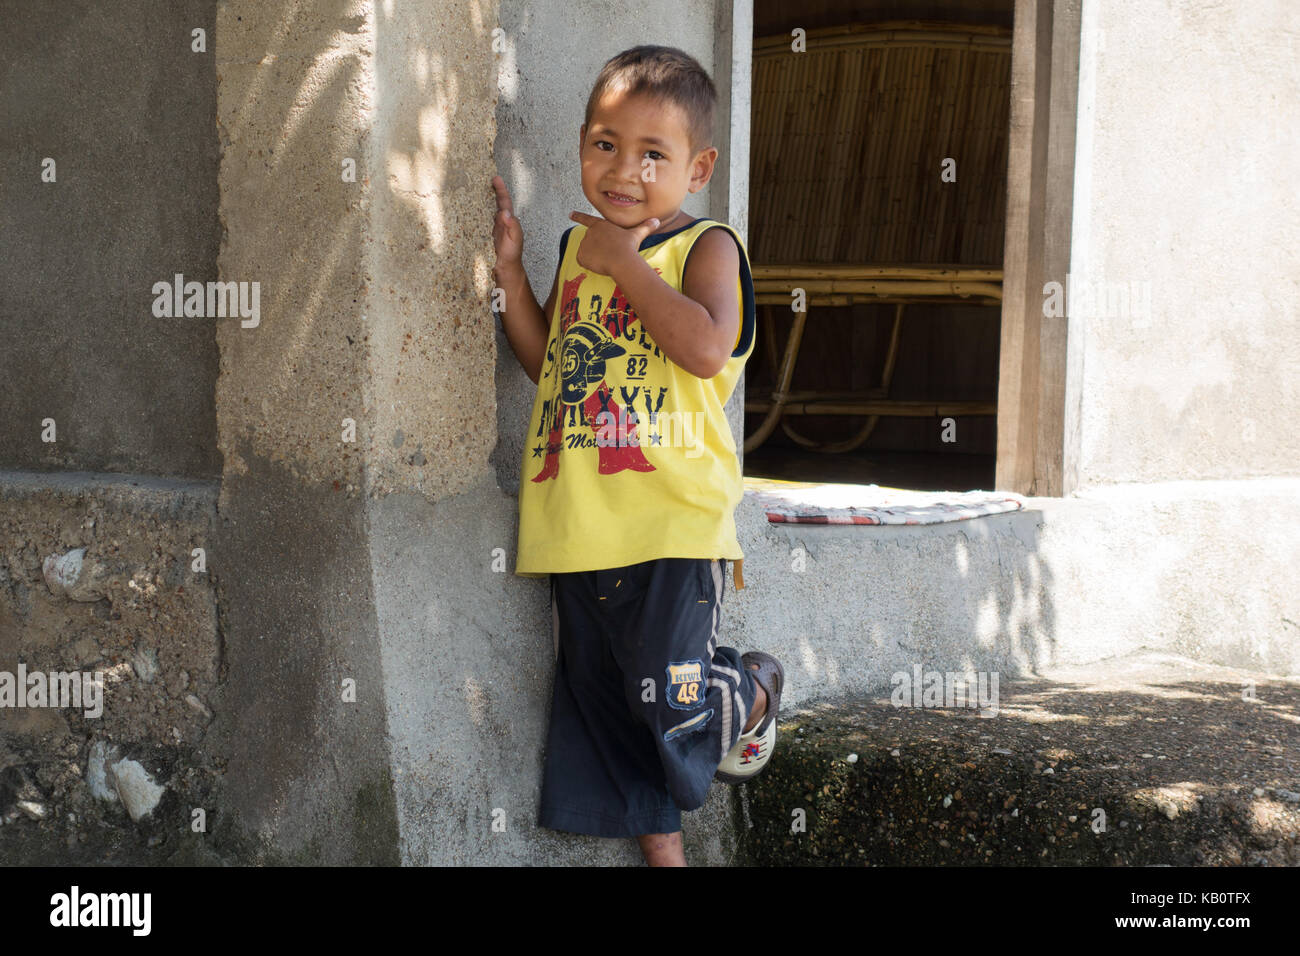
[734,653,1300,865]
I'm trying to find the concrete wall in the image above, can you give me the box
[1068,0,1300,486]
[0,1,226,864]
[727,476,1300,710]
[1,0,749,868]
[0,0,222,480]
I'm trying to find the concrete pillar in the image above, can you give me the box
[211,0,499,863]
[211,0,744,865]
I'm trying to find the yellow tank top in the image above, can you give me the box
[515,217,756,577]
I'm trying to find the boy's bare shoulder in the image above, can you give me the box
[683,223,741,280]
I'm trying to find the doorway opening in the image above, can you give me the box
[744,1,1014,492]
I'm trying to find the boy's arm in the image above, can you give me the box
[497,263,557,386]
[679,228,741,375]
[492,175,554,385]
[569,214,739,379]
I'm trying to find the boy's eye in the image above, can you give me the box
[595,140,614,151]
[645,151,664,161]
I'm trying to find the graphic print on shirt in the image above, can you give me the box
[529,268,671,482]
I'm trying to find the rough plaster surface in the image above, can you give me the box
[368,477,738,865]
[215,1,374,504]
[367,0,501,498]
[723,476,1300,714]
[1070,0,1300,485]
[0,1,221,479]
[216,0,498,504]
[213,0,505,862]
[206,439,398,863]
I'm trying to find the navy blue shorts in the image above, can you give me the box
[538,558,759,838]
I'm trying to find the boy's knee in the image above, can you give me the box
[623,656,711,714]
[659,760,709,811]
[670,784,708,813]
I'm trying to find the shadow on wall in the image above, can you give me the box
[751,507,1059,702]
[211,0,503,862]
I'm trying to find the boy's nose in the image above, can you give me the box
[616,153,644,181]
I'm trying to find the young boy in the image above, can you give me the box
[491,45,784,866]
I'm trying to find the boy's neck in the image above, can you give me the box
[654,209,695,234]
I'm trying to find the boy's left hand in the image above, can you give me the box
[569,211,660,276]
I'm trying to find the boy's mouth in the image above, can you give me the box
[604,191,640,206]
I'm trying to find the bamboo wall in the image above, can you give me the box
[749,22,1012,266]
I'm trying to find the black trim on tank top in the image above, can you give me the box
[558,224,576,263]
[560,217,705,258]
[639,217,704,250]
[679,222,756,359]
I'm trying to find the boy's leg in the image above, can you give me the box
[607,558,761,813]
[636,831,687,866]
[538,572,684,839]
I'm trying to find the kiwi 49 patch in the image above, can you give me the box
[666,660,705,710]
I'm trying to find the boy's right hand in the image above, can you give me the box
[492,174,524,283]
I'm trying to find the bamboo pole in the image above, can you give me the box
[753,294,1002,306]
[754,279,1004,298]
[753,265,1002,279]
[755,24,1012,58]
[745,399,997,416]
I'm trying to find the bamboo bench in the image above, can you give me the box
[744,265,1001,454]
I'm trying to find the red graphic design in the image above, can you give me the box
[531,269,660,482]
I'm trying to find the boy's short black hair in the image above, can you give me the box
[584,46,716,156]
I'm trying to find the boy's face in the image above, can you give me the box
[579,89,717,233]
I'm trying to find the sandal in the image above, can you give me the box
[714,651,784,783]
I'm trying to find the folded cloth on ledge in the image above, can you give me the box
[744,476,1025,525]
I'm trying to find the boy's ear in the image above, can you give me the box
[579,123,586,154]
[688,146,719,194]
